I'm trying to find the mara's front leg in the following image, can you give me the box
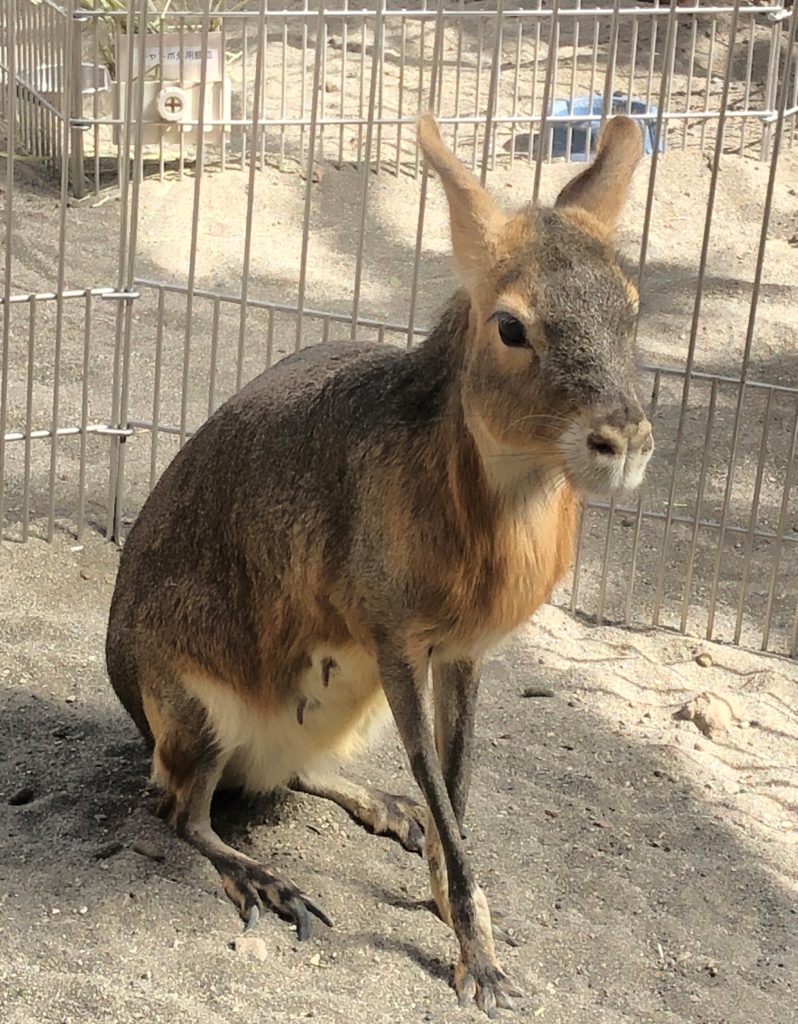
[426,658,478,927]
[378,647,521,1017]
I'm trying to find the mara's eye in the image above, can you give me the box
[493,313,527,349]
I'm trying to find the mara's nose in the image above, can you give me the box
[586,415,654,459]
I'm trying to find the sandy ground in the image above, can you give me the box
[2,6,798,1021]
[1,534,797,1024]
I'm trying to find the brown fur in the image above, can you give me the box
[106,114,653,1016]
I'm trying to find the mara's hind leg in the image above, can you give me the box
[149,689,333,941]
[291,774,425,854]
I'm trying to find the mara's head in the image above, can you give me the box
[419,113,654,498]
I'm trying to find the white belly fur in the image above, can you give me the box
[183,645,390,793]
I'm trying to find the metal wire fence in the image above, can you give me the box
[1,0,798,658]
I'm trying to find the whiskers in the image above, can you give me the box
[506,410,573,434]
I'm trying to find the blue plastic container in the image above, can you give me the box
[547,93,664,161]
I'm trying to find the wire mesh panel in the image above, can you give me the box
[2,1,796,195]
[2,0,798,659]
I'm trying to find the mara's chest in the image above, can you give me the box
[437,483,578,658]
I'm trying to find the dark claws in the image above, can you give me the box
[285,892,333,940]
[303,894,334,930]
[244,903,260,932]
[289,896,310,942]
[406,821,425,856]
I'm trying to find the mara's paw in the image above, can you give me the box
[453,958,523,1018]
[367,790,426,855]
[214,854,333,942]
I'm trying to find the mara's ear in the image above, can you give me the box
[417,113,506,294]
[554,116,643,230]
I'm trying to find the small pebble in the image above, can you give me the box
[234,934,268,962]
[8,785,35,806]
[694,652,713,668]
[521,686,555,699]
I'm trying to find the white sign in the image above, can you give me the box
[117,31,224,84]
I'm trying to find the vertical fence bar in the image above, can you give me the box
[683,14,697,150]
[452,2,465,159]
[208,296,221,418]
[705,0,798,640]
[600,0,622,134]
[761,398,798,651]
[618,0,679,621]
[760,12,783,160]
[279,15,287,167]
[480,0,504,184]
[220,12,228,173]
[149,286,165,492]
[678,377,718,632]
[358,8,367,167]
[566,0,583,162]
[92,10,101,193]
[76,289,93,542]
[417,3,429,178]
[70,7,86,199]
[111,0,152,542]
[395,12,407,173]
[177,0,213,447]
[47,0,77,541]
[295,3,327,351]
[106,0,140,538]
[592,0,625,623]
[509,17,522,166]
[178,16,186,179]
[18,1,28,160]
[0,0,16,539]
[158,15,166,181]
[738,17,756,154]
[471,17,485,171]
[532,0,561,204]
[235,0,268,390]
[339,0,350,169]
[651,0,741,629]
[621,369,661,624]
[699,17,717,153]
[405,0,446,350]
[350,0,385,339]
[22,297,37,541]
[733,388,774,643]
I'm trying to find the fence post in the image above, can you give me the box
[70,5,87,199]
